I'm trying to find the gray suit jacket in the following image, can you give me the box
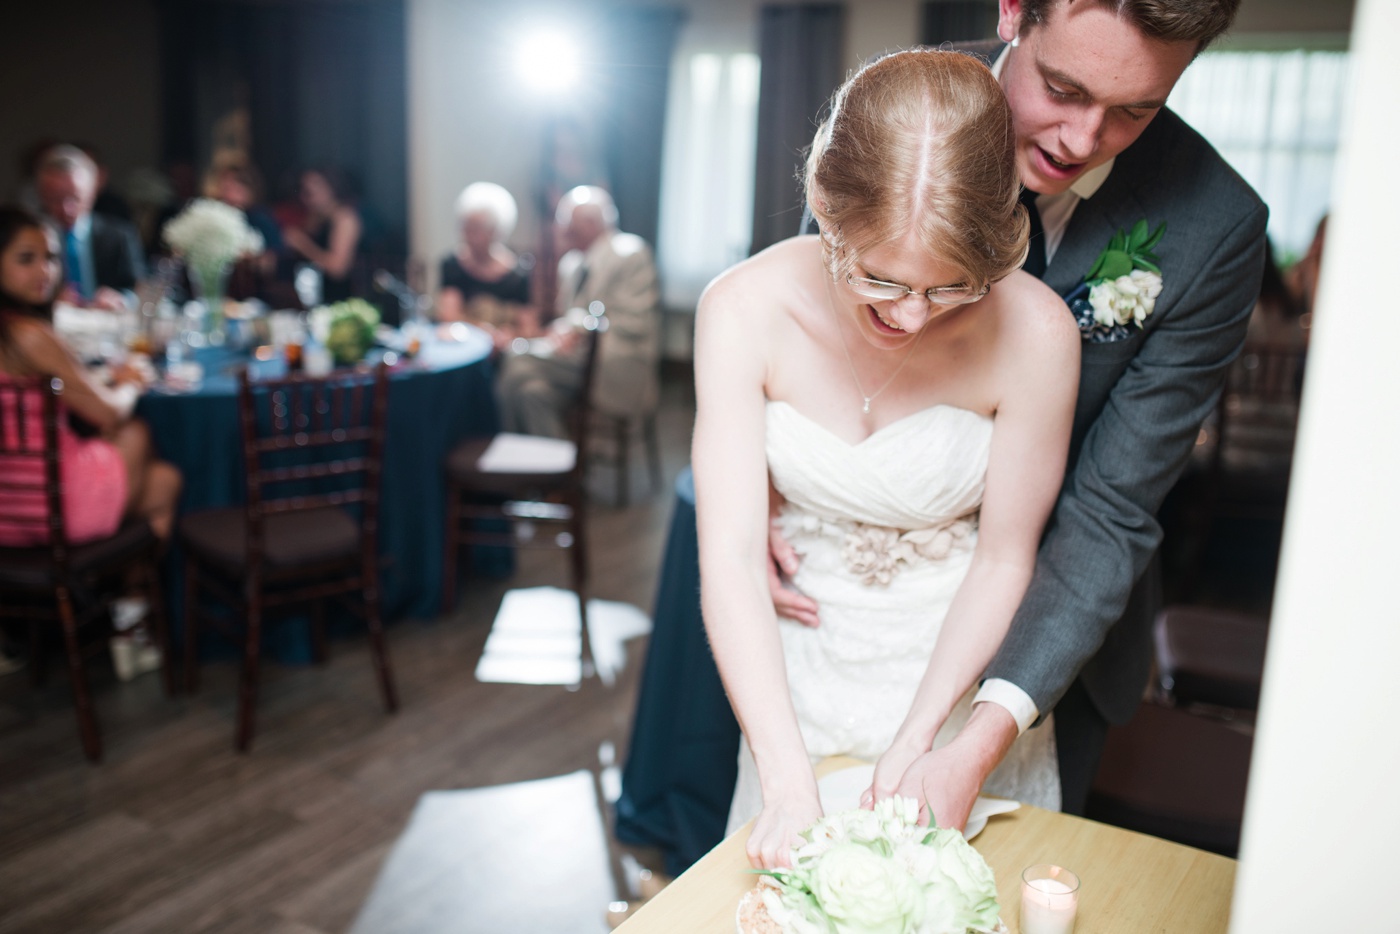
[90,213,146,292]
[985,106,1268,726]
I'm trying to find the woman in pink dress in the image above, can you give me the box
[0,207,181,547]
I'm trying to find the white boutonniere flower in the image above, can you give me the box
[1066,219,1166,342]
[1089,268,1164,328]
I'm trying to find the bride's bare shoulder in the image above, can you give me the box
[698,235,820,320]
[989,270,1079,359]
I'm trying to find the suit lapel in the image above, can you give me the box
[1044,172,1151,299]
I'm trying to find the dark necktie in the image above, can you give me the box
[1019,187,1047,280]
[572,262,590,303]
[64,228,88,299]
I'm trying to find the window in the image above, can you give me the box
[655,51,761,310]
[1168,50,1349,259]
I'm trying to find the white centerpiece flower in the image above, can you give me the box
[162,198,264,299]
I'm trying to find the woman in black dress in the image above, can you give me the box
[437,182,533,338]
[283,166,362,303]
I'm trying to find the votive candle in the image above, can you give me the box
[1020,864,1080,934]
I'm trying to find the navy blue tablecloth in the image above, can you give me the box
[138,335,500,659]
[614,467,743,876]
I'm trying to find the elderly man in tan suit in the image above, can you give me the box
[497,185,661,439]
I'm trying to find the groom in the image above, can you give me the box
[780,0,1267,823]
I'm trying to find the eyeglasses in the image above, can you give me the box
[844,273,990,306]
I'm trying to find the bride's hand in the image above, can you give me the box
[748,792,823,869]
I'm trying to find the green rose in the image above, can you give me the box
[810,843,923,934]
[925,828,1000,932]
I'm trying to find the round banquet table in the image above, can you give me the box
[137,332,501,660]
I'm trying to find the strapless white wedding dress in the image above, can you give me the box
[726,400,1060,832]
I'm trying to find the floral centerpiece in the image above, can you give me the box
[309,298,380,366]
[161,198,264,339]
[738,797,1005,934]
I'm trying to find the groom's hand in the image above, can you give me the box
[767,484,819,628]
[872,704,1020,830]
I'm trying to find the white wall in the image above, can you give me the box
[1229,0,1400,927]
[1,0,162,204]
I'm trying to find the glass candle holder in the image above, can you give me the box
[1020,864,1080,934]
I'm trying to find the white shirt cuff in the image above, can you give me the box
[973,679,1040,736]
[110,382,140,421]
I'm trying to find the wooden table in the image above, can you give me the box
[617,758,1236,933]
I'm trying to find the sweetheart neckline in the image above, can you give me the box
[766,399,991,450]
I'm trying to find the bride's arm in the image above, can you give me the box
[692,271,820,869]
[872,282,1081,825]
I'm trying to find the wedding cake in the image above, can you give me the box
[735,797,1006,934]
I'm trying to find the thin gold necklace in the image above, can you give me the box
[825,283,927,414]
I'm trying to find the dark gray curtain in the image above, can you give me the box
[598,8,685,249]
[159,0,408,254]
[750,4,845,255]
[920,1,999,45]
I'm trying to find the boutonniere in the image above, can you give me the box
[1066,220,1166,342]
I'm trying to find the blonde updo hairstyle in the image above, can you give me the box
[805,49,1029,293]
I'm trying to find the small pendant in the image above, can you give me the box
[862,398,871,414]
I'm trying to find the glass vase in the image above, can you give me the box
[188,261,231,346]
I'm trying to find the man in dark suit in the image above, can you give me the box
[35,145,146,311]
[776,0,1267,824]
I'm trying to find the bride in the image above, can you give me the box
[693,49,1080,870]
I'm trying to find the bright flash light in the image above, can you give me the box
[517,30,581,95]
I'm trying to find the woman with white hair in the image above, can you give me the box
[436,182,533,330]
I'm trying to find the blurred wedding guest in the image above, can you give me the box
[75,143,133,223]
[0,207,181,545]
[146,160,198,258]
[34,145,145,310]
[1286,214,1327,322]
[122,167,177,259]
[283,165,362,303]
[210,162,284,285]
[437,182,533,335]
[1248,240,1307,350]
[496,185,660,439]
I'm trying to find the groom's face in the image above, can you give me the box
[997,0,1197,195]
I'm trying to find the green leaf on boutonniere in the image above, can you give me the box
[1097,250,1133,280]
[1128,218,1150,249]
[1087,221,1167,285]
[1140,222,1167,252]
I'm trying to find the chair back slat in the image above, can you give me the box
[258,457,372,486]
[254,427,376,454]
[237,365,389,548]
[0,375,70,558]
[260,491,368,515]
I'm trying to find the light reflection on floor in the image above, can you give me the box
[473,587,653,687]
[348,771,616,934]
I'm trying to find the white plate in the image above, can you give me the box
[815,764,1020,841]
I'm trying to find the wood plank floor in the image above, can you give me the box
[0,379,695,934]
